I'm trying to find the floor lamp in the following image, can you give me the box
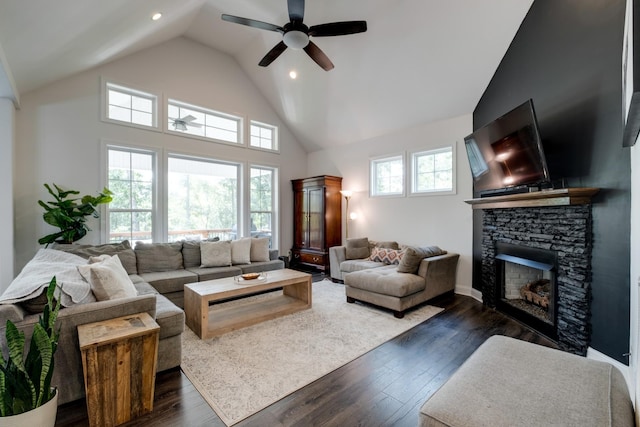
[340,190,353,239]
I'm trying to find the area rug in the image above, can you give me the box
[180,279,444,426]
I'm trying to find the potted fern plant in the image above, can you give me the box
[37,183,113,247]
[0,277,61,426]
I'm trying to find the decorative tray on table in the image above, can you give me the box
[234,272,268,283]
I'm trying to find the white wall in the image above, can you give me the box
[0,98,14,292]
[307,114,474,294]
[11,37,309,288]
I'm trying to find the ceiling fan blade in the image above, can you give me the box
[287,0,305,22]
[259,41,288,67]
[221,14,283,33]
[182,115,197,123]
[303,41,334,71]
[309,21,368,37]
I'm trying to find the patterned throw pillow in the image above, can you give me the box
[368,247,405,265]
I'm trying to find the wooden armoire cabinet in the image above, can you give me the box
[291,175,342,272]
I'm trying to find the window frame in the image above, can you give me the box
[249,120,279,153]
[369,153,406,198]
[249,164,279,248]
[409,145,457,196]
[102,141,160,244]
[166,98,244,146]
[101,79,160,132]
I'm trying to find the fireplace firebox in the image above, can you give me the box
[495,242,558,339]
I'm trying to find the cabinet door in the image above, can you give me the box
[307,186,324,250]
[293,189,307,248]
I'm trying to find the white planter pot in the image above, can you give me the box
[0,389,58,427]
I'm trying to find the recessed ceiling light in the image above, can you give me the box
[289,70,298,79]
[152,12,163,21]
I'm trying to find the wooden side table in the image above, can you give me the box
[78,312,160,427]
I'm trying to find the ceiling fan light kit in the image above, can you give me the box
[221,0,367,71]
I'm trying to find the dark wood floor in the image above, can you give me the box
[55,291,556,427]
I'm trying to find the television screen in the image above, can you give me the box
[464,99,550,195]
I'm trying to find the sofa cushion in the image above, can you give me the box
[239,259,285,274]
[369,240,400,250]
[346,237,370,259]
[250,237,271,262]
[201,240,232,267]
[345,266,426,297]
[182,238,221,268]
[186,266,242,282]
[369,247,405,265]
[138,270,198,294]
[135,242,184,273]
[397,246,446,274]
[53,241,138,275]
[78,255,138,301]
[340,259,386,274]
[154,293,185,340]
[231,238,252,265]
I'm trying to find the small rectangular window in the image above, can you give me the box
[410,146,456,195]
[370,154,405,197]
[104,82,158,129]
[250,121,279,151]
[167,99,242,145]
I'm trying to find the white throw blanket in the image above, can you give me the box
[0,249,96,307]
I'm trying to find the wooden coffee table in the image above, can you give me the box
[184,269,312,339]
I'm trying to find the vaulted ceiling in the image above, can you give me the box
[0,0,532,152]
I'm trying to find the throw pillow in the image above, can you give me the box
[346,237,370,260]
[397,246,446,274]
[369,247,405,265]
[231,237,252,265]
[77,255,138,301]
[250,237,270,262]
[135,242,183,273]
[182,237,220,268]
[201,240,232,267]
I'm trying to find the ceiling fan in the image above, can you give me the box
[221,0,367,71]
[169,115,203,131]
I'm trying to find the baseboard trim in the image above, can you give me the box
[454,285,483,303]
[587,346,634,404]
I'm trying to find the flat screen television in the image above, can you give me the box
[464,99,551,196]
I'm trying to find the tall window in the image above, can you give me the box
[370,154,405,197]
[107,147,156,243]
[250,121,278,151]
[250,166,277,246]
[167,99,242,145]
[104,82,157,129]
[167,156,240,242]
[411,146,455,195]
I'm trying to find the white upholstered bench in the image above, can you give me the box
[419,335,634,427]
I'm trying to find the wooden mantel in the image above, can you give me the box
[464,187,600,210]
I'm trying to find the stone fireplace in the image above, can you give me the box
[467,188,598,356]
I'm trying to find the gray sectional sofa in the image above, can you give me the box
[329,238,459,318]
[0,238,283,405]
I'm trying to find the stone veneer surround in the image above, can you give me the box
[481,205,592,355]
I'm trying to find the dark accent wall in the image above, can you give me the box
[471,0,631,363]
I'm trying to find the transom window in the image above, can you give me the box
[106,147,156,243]
[167,99,242,145]
[370,154,405,197]
[104,82,157,129]
[250,121,278,151]
[410,146,456,195]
